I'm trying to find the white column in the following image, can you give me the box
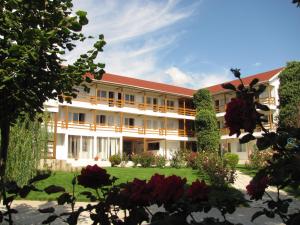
[64,133,69,160]
[120,136,123,156]
[93,136,97,158]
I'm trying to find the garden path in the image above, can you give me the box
[1,171,299,225]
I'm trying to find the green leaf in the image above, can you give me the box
[221,83,236,91]
[44,185,65,194]
[256,102,270,111]
[29,173,51,184]
[251,210,265,221]
[42,215,58,224]
[39,207,55,213]
[250,78,259,87]
[239,133,256,144]
[57,192,72,205]
[256,137,271,150]
[76,10,87,17]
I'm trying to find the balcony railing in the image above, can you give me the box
[214,97,276,114]
[57,121,195,137]
[219,123,274,136]
[61,95,196,117]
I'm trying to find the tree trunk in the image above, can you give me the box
[0,120,10,178]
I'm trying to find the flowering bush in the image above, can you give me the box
[224,153,239,170]
[139,152,155,167]
[246,176,269,200]
[222,68,300,224]
[185,151,198,169]
[154,155,166,168]
[246,147,273,169]
[186,179,210,202]
[77,164,112,189]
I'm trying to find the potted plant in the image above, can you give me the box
[94,155,99,161]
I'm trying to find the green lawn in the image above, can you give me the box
[236,164,257,177]
[25,167,204,201]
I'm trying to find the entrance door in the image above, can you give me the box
[123,141,133,156]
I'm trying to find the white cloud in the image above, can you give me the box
[165,66,232,89]
[253,62,262,67]
[165,66,192,86]
[64,0,199,83]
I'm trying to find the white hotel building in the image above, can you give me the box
[44,68,283,166]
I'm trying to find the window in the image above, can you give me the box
[125,94,135,104]
[167,100,175,109]
[146,97,152,105]
[227,143,231,153]
[108,116,114,126]
[69,112,85,123]
[96,115,106,125]
[125,118,135,127]
[97,90,107,98]
[153,120,158,130]
[146,120,152,129]
[148,142,160,151]
[238,143,247,152]
[167,120,175,129]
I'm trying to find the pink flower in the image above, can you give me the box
[246,176,269,200]
[77,164,112,189]
[186,179,210,202]
[225,98,257,136]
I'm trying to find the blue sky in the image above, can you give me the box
[66,0,300,89]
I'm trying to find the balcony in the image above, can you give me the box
[219,123,274,136]
[214,97,276,114]
[57,121,195,138]
[61,95,196,117]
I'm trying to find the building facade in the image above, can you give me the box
[44,68,283,166]
[44,73,197,167]
[207,68,283,162]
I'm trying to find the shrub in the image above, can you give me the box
[185,151,198,169]
[109,154,121,167]
[155,155,166,168]
[131,154,141,167]
[139,152,155,167]
[224,153,239,170]
[170,150,186,168]
[246,148,273,169]
[196,152,235,186]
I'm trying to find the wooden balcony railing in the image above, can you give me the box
[219,122,274,136]
[214,97,276,114]
[60,95,196,117]
[57,121,195,137]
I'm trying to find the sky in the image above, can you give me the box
[66,0,300,89]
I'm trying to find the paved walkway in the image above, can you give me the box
[1,171,299,225]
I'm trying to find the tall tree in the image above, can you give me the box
[278,61,300,128]
[193,89,220,152]
[0,0,105,194]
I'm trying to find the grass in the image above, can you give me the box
[236,164,257,177]
[25,167,204,201]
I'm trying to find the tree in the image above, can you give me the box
[6,113,49,186]
[193,89,220,152]
[278,61,300,128]
[0,0,105,199]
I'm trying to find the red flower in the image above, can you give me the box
[246,176,269,200]
[186,179,210,202]
[149,174,186,206]
[77,164,112,189]
[120,178,152,207]
[225,98,257,136]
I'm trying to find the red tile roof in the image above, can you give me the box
[87,72,196,97]
[206,67,284,94]
[86,67,283,97]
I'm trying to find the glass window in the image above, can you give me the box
[96,115,106,125]
[125,118,135,127]
[125,94,135,103]
[108,116,114,126]
[167,100,175,108]
[97,90,107,98]
[148,142,160,151]
[146,97,152,104]
[153,120,158,130]
[238,143,247,152]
